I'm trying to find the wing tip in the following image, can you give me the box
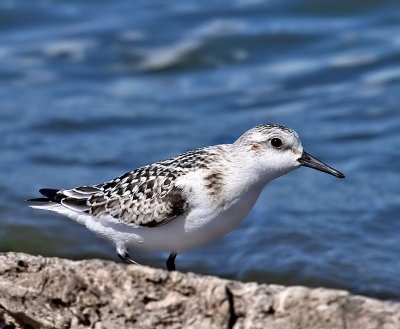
[26,197,51,203]
[27,188,62,204]
[39,188,60,200]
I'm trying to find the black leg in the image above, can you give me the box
[166,252,177,271]
[116,246,139,265]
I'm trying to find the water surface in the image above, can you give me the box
[1,0,400,300]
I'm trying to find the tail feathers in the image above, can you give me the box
[29,202,63,210]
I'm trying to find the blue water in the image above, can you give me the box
[1,0,400,300]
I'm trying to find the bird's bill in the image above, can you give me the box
[298,151,345,179]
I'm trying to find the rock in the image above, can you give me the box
[0,253,399,329]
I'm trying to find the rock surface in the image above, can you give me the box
[0,253,399,329]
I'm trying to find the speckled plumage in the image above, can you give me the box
[48,146,229,228]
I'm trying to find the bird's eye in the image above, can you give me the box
[270,138,282,148]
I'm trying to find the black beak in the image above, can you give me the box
[298,151,345,179]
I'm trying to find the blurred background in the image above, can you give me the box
[1,0,400,300]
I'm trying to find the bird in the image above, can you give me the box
[28,124,345,271]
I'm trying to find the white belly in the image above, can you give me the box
[123,185,263,252]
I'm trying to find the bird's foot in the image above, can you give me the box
[116,246,139,265]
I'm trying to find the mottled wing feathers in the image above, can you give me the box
[86,164,189,227]
[30,146,226,227]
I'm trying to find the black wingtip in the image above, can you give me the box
[27,188,62,203]
[39,188,59,198]
[26,197,51,203]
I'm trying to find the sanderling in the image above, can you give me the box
[28,124,344,271]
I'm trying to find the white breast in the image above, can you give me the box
[123,182,264,252]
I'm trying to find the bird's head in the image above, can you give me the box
[234,124,345,182]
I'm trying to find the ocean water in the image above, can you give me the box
[1,0,400,300]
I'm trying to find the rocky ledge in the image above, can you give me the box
[0,253,399,329]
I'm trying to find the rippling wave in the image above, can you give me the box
[1,0,400,300]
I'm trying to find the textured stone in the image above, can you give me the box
[0,252,399,329]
